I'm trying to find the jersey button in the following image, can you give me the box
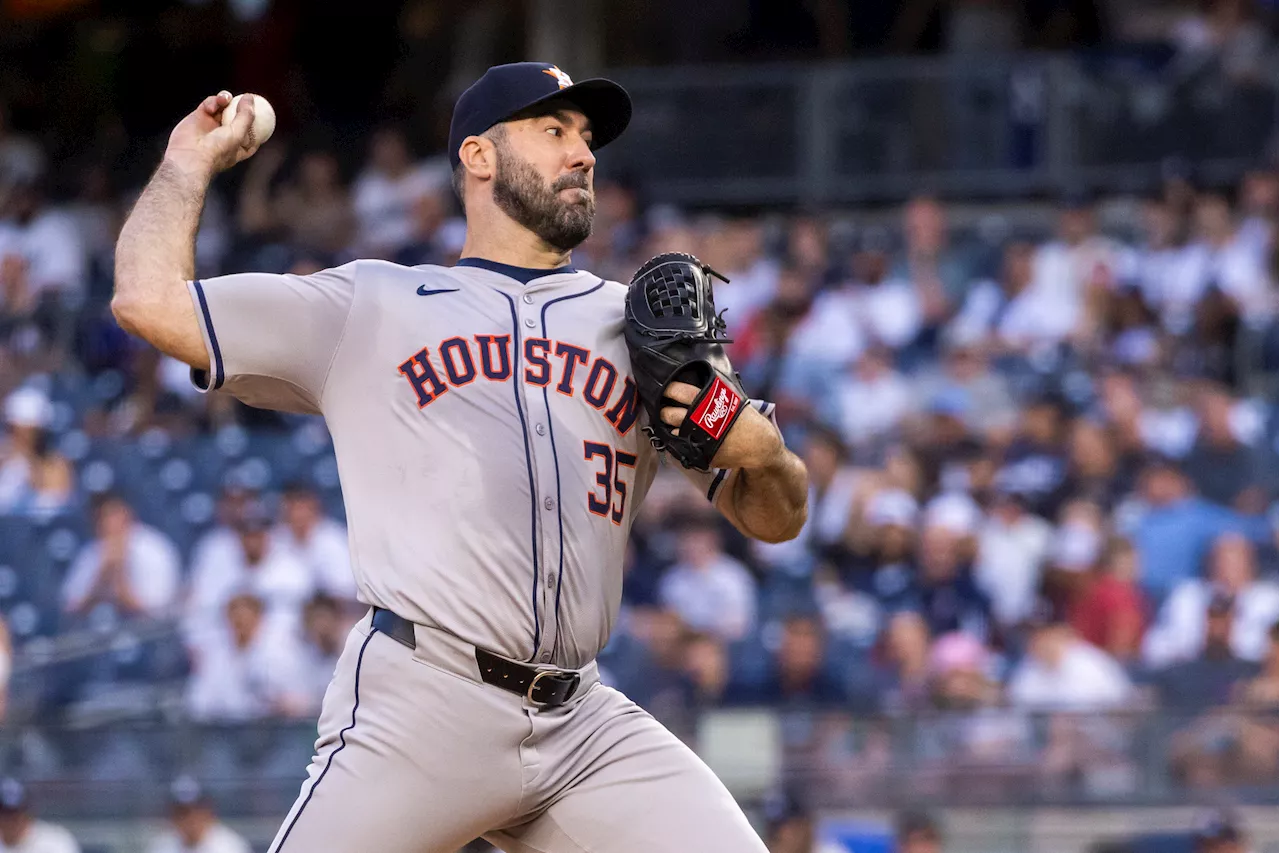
[543,497,555,510]
[523,318,536,328]
[522,294,534,305]
[535,423,546,436]
[539,653,551,663]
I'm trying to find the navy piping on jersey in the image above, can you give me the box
[539,279,605,649]
[707,469,729,502]
[273,629,374,852]
[192,280,225,390]
[497,291,543,660]
[704,402,767,501]
[456,257,576,285]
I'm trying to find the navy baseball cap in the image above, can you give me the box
[448,62,632,169]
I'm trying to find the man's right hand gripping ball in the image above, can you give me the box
[165,90,261,177]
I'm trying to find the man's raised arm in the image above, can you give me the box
[112,90,259,367]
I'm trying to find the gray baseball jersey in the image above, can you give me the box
[187,258,741,669]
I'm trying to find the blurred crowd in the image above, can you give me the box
[0,88,1277,809]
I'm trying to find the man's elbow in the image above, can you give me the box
[110,293,142,336]
[751,499,808,544]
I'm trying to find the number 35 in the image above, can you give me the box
[583,441,636,525]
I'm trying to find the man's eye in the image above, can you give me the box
[546,127,561,136]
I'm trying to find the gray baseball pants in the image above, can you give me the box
[266,610,768,853]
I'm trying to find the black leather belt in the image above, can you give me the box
[371,607,581,708]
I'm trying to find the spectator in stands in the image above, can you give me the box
[1129,455,1268,602]
[297,593,347,713]
[0,101,45,217]
[845,487,918,607]
[238,145,355,260]
[1143,532,1278,667]
[920,634,1036,796]
[997,393,1070,520]
[393,188,455,268]
[876,610,932,712]
[1063,417,1134,512]
[1234,171,1278,282]
[1236,622,1279,708]
[61,492,180,622]
[145,776,251,853]
[736,265,835,415]
[895,811,943,853]
[745,615,849,705]
[0,386,73,518]
[184,498,314,646]
[1150,589,1258,709]
[0,176,86,316]
[895,195,968,312]
[272,481,355,603]
[352,125,447,257]
[614,609,696,723]
[911,330,1017,442]
[1067,538,1148,662]
[902,522,993,643]
[830,346,911,451]
[188,484,255,573]
[1233,622,1280,778]
[703,217,779,330]
[1034,191,1126,343]
[1191,809,1254,853]
[1041,499,1107,611]
[657,514,756,642]
[975,485,1053,630]
[1183,382,1267,511]
[850,227,923,352]
[680,631,730,708]
[185,593,308,722]
[0,778,79,853]
[1007,618,1132,710]
[760,788,845,853]
[953,239,1070,352]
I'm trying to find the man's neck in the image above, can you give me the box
[458,212,572,270]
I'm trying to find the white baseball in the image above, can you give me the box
[220,93,276,147]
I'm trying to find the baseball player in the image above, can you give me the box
[112,62,808,852]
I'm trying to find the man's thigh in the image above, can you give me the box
[268,622,525,853]
[488,686,767,853]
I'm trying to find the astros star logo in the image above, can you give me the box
[542,65,574,90]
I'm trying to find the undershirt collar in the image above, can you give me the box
[456,257,577,285]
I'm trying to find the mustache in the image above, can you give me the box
[552,174,591,193]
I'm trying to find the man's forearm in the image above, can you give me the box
[112,159,210,366]
[728,448,808,544]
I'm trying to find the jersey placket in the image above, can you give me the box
[518,283,563,665]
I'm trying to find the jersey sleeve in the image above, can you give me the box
[677,399,778,503]
[187,262,358,414]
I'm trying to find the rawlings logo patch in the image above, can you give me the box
[690,377,740,440]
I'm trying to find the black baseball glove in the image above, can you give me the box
[623,252,748,471]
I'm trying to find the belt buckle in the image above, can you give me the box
[526,670,559,707]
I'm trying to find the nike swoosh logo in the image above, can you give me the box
[416,286,459,296]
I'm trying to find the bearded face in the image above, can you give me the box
[490,133,595,252]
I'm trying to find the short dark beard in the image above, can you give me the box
[491,136,594,252]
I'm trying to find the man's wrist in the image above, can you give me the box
[160,152,216,187]
[744,427,787,473]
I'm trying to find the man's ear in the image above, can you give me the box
[459,136,495,182]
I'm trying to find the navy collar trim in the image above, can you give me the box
[456,257,577,285]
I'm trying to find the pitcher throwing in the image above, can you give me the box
[113,62,808,852]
